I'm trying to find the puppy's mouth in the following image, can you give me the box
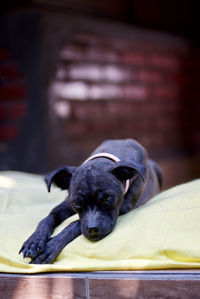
[81,219,115,242]
[85,234,106,242]
[82,227,110,242]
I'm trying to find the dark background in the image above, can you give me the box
[0,0,200,188]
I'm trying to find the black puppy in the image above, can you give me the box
[19,139,162,264]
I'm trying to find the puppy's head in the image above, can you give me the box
[45,161,146,241]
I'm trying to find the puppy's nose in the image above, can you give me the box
[87,225,99,237]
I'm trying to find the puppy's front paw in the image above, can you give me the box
[19,232,49,259]
[29,237,61,264]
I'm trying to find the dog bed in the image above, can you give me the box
[0,171,200,273]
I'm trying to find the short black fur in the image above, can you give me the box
[19,139,162,264]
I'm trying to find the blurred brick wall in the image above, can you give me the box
[47,31,200,188]
[0,12,47,172]
[1,6,199,187]
[0,9,199,187]
[0,47,27,152]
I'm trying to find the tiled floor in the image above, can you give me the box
[1,271,200,299]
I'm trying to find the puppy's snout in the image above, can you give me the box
[87,225,99,237]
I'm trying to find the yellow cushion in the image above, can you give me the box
[0,171,200,273]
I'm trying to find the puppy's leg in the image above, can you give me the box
[119,194,138,215]
[120,178,144,215]
[19,198,75,259]
[30,220,81,264]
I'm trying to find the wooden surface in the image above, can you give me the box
[1,271,200,299]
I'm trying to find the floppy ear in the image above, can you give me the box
[44,166,76,192]
[110,161,146,182]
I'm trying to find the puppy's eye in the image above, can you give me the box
[72,202,82,212]
[70,196,84,212]
[103,197,110,203]
[102,196,114,206]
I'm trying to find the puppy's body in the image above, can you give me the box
[20,139,162,264]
